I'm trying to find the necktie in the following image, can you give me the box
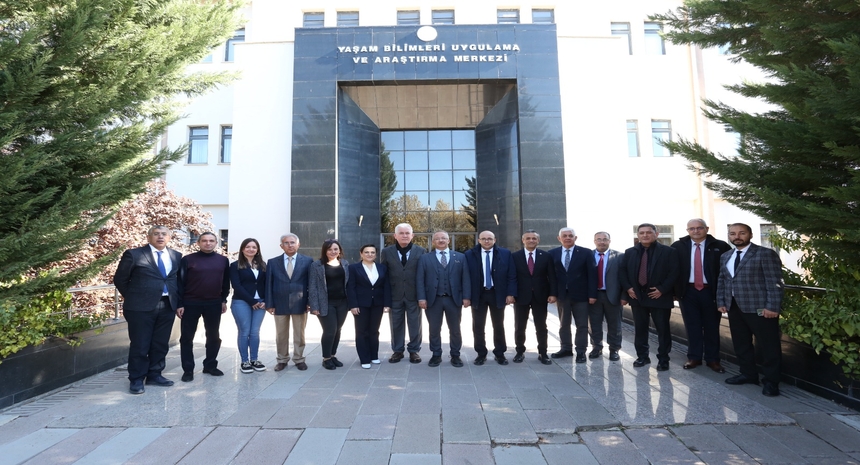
[694,243,704,290]
[527,252,534,275]
[485,251,492,288]
[733,250,742,275]
[597,252,605,289]
[287,256,294,278]
[564,248,571,271]
[401,251,408,267]
[156,251,168,294]
[638,248,648,286]
[440,251,447,267]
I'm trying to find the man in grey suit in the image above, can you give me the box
[588,231,624,361]
[718,223,784,397]
[379,223,426,363]
[416,230,471,368]
[265,233,313,372]
[113,226,182,395]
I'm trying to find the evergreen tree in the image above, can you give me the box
[0,0,240,305]
[652,0,860,258]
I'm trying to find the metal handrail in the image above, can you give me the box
[64,284,122,321]
[784,284,829,293]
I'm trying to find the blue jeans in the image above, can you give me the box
[231,299,265,363]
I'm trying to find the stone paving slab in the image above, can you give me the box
[125,426,214,465]
[231,428,302,465]
[625,428,702,464]
[391,413,440,454]
[80,427,168,465]
[790,412,860,453]
[20,427,123,465]
[177,426,258,465]
[579,431,648,465]
[0,428,79,465]
[336,439,392,465]
[284,428,348,465]
[482,398,539,444]
[539,444,599,465]
[715,424,806,463]
[493,444,547,464]
[442,443,494,465]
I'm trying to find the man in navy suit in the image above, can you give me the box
[113,226,182,394]
[464,231,517,365]
[512,230,557,364]
[265,233,313,371]
[589,232,625,361]
[671,219,732,373]
[620,223,679,371]
[549,227,597,363]
[416,230,471,368]
[718,223,784,397]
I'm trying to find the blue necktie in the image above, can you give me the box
[485,251,492,288]
[564,248,571,271]
[440,251,447,267]
[156,251,168,294]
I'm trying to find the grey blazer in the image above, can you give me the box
[264,253,313,315]
[598,249,625,306]
[380,244,426,301]
[113,245,182,312]
[308,259,349,316]
[717,243,784,314]
[415,250,471,306]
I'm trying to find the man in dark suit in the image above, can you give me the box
[671,219,732,373]
[265,233,313,372]
[718,223,784,397]
[416,230,471,368]
[549,227,597,363]
[113,226,182,394]
[589,232,624,361]
[464,230,517,365]
[379,223,426,363]
[620,223,679,371]
[512,230,557,364]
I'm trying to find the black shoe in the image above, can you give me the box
[725,374,760,385]
[451,356,464,367]
[129,380,145,395]
[538,354,552,365]
[473,356,486,366]
[330,356,344,367]
[250,360,266,372]
[145,375,174,387]
[609,350,620,361]
[409,352,422,363]
[322,359,336,370]
[551,350,574,359]
[632,358,651,367]
[389,351,404,363]
[575,353,587,363]
[495,356,509,366]
[428,356,442,367]
[240,362,253,374]
[588,349,602,359]
[513,353,525,363]
[762,382,780,397]
[656,362,669,371]
[202,367,224,376]
[181,372,194,382]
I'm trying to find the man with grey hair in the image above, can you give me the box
[589,231,624,361]
[265,233,313,371]
[549,227,597,363]
[512,229,557,364]
[380,223,426,363]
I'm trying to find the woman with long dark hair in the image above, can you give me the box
[229,238,267,373]
[347,244,392,368]
[308,239,350,370]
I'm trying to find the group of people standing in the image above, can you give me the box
[114,219,783,398]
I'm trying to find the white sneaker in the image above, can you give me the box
[361,363,371,369]
[371,359,381,364]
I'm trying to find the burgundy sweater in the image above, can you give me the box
[177,251,230,306]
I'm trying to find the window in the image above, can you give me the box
[188,127,209,164]
[432,10,455,25]
[651,120,672,157]
[497,9,519,24]
[760,224,778,251]
[220,126,232,163]
[626,120,640,157]
[200,53,212,63]
[219,229,229,253]
[303,12,324,28]
[532,9,554,24]
[611,22,632,55]
[644,22,665,55]
[397,10,420,25]
[726,128,742,157]
[337,11,359,27]
[224,29,245,62]
[632,224,674,246]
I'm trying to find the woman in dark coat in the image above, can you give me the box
[229,238,267,373]
[308,239,349,370]
[347,244,392,368]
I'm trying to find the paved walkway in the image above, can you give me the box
[1,307,859,464]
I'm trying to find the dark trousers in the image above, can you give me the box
[426,295,462,357]
[728,299,782,384]
[180,302,222,372]
[472,289,507,358]
[354,305,385,364]
[125,296,175,382]
[558,298,590,353]
[514,298,548,356]
[588,291,623,351]
[680,286,723,362]
[317,298,349,359]
[389,297,422,354]
[631,303,672,363]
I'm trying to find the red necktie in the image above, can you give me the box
[694,243,704,290]
[527,252,534,275]
[597,252,605,289]
[638,248,648,286]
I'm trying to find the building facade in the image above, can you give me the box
[164,1,786,263]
